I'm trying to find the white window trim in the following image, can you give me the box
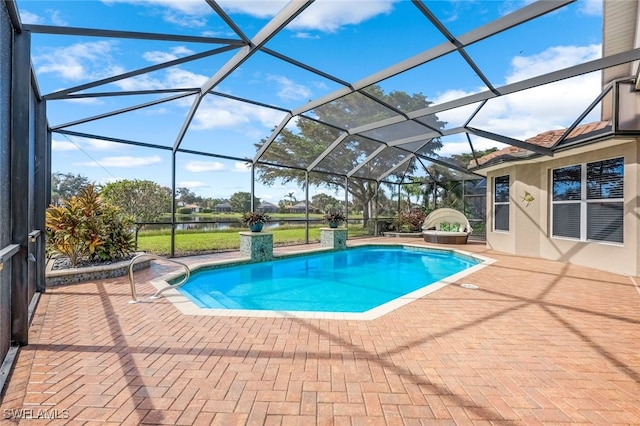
[550,158,623,244]
[493,175,509,233]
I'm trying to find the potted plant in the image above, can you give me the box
[324,211,346,228]
[242,211,270,232]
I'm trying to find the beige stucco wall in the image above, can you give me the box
[485,139,640,277]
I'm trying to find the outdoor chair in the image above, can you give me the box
[421,208,472,244]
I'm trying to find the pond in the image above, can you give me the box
[153,216,330,231]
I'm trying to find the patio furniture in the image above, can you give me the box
[422,208,472,244]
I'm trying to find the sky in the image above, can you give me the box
[18,0,605,204]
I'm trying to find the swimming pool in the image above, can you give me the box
[157,245,490,319]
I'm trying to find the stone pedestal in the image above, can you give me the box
[239,232,273,262]
[320,228,347,250]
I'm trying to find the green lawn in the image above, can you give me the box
[137,225,370,256]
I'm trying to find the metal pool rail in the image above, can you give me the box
[128,253,190,303]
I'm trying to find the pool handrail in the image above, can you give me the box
[128,253,190,303]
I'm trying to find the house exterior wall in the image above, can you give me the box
[486,139,640,276]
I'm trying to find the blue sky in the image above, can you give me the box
[18,0,604,203]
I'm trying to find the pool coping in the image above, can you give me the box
[148,242,495,320]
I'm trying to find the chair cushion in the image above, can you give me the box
[423,230,468,237]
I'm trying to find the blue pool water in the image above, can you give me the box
[178,246,479,313]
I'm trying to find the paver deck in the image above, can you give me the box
[1,237,639,424]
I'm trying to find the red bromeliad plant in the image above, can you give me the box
[323,211,346,224]
[46,185,135,267]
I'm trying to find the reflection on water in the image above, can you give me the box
[146,216,362,231]
[173,222,283,231]
[157,217,284,231]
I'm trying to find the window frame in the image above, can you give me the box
[550,157,624,244]
[493,174,510,233]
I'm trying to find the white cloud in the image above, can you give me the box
[115,74,163,91]
[51,140,78,152]
[34,41,123,82]
[115,67,207,91]
[76,155,162,167]
[20,9,67,25]
[267,75,312,101]
[184,160,226,172]
[192,95,287,130]
[436,141,471,157]
[579,0,602,16]
[143,46,194,64]
[102,0,215,28]
[49,10,68,26]
[506,44,601,83]
[431,44,603,144]
[101,0,211,26]
[162,13,207,28]
[102,0,394,32]
[293,32,320,40]
[52,137,128,152]
[84,138,129,151]
[166,68,209,87]
[19,10,44,24]
[61,97,103,105]
[233,162,251,172]
[287,0,398,32]
[177,181,208,189]
[437,139,508,158]
[103,0,210,15]
[216,1,288,18]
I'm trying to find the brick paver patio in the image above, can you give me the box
[1,237,639,424]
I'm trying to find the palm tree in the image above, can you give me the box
[284,192,297,211]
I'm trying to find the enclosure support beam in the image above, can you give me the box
[305,171,309,244]
[344,177,349,232]
[10,29,31,346]
[374,183,379,236]
[170,153,176,257]
[34,97,47,293]
[251,164,256,212]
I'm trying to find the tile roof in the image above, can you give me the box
[470,121,612,168]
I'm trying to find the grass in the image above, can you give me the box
[137,224,371,256]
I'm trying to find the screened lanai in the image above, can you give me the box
[16,0,640,252]
[3,0,640,369]
[33,0,625,183]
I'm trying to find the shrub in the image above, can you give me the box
[178,207,193,215]
[393,210,427,232]
[93,205,135,262]
[46,185,135,267]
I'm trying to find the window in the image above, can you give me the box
[551,157,623,243]
[494,175,509,231]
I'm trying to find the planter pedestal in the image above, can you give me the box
[239,231,273,262]
[320,228,347,250]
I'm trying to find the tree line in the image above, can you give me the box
[52,85,496,228]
